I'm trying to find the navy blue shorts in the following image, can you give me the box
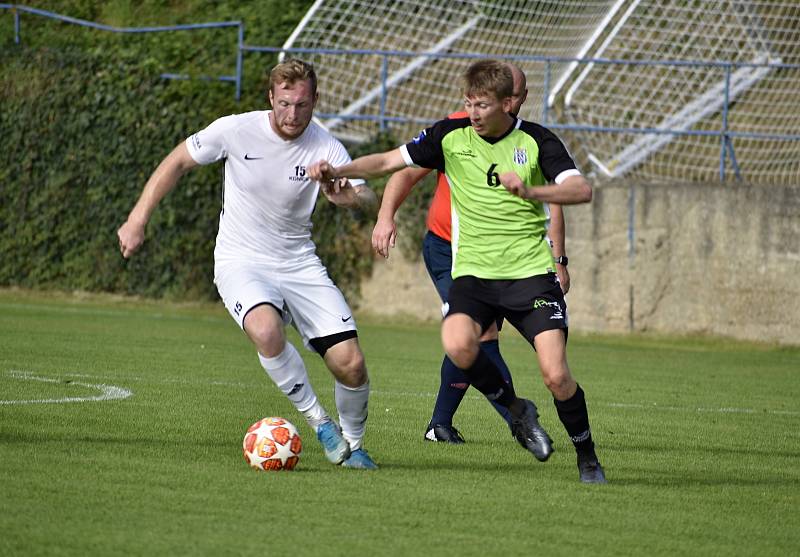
[422,231,453,303]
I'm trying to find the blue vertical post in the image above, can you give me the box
[627,183,636,331]
[13,6,20,44]
[727,140,743,181]
[719,64,732,181]
[379,55,389,132]
[628,184,636,260]
[542,59,551,124]
[235,22,244,101]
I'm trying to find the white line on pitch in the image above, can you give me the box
[1,370,133,405]
[604,401,800,416]
[370,390,800,417]
[6,370,795,417]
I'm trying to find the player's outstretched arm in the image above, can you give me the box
[500,172,592,205]
[117,142,198,259]
[372,166,431,258]
[309,148,407,182]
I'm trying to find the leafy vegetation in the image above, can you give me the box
[0,1,432,304]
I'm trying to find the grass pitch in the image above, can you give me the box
[1,289,798,556]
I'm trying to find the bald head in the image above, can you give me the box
[507,63,528,116]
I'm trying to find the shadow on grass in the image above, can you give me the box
[607,469,800,488]
[607,440,800,460]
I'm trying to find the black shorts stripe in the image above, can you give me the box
[309,330,358,357]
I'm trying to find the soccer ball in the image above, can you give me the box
[243,417,302,471]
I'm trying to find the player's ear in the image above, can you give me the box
[268,88,274,108]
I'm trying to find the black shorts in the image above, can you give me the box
[447,274,568,346]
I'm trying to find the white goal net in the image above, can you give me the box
[283,0,800,184]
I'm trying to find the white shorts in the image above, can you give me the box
[214,257,357,351]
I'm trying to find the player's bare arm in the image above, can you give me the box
[117,142,198,258]
[499,172,592,205]
[309,148,408,182]
[372,166,432,258]
[549,203,570,294]
[321,179,377,214]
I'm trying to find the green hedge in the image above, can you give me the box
[1,3,436,304]
[1,46,229,299]
[0,45,403,303]
[0,47,436,304]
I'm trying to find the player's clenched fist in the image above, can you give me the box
[499,171,531,199]
[308,160,337,182]
[117,220,145,259]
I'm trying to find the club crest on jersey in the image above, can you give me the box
[513,147,528,165]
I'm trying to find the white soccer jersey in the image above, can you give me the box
[185,110,361,264]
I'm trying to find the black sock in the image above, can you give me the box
[479,339,513,385]
[461,348,517,409]
[553,384,595,456]
[478,340,512,425]
[429,356,469,425]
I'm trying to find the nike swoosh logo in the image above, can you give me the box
[341,315,352,322]
[244,154,263,160]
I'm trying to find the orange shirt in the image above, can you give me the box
[425,111,467,242]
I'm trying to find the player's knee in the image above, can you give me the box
[442,314,481,368]
[248,325,285,358]
[346,349,366,376]
[243,306,285,357]
[442,338,478,369]
[542,368,575,399]
[326,343,367,387]
[449,352,476,370]
[336,353,367,387]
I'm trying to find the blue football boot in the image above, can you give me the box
[341,448,378,470]
[316,420,351,464]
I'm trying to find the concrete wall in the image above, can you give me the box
[360,182,800,345]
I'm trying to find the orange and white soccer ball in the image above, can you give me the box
[243,417,302,471]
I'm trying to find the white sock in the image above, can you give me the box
[258,343,328,431]
[335,380,370,451]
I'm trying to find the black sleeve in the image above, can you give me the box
[404,117,469,173]
[519,121,577,182]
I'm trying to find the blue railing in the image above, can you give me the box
[4,3,800,182]
[1,4,245,99]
